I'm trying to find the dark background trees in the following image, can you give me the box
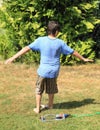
[0,0,99,64]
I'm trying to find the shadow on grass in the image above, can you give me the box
[54,98,98,109]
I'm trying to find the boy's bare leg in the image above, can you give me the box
[34,94,42,113]
[48,94,54,109]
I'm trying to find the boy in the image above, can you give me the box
[5,21,93,113]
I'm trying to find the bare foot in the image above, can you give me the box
[33,108,40,114]
[41,104,53,109]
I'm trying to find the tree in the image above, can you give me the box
[92,1,100,58]
[0,0,99,64]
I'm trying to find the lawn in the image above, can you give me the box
[0,61,100,130]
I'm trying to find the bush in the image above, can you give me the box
[0,0,99,64]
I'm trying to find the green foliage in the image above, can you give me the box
[0,0,99,64]
[92,23,100,58]
[92,1,100,58]
[0,30,15,60]
[60,39,95,65]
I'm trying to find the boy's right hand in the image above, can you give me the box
[5,57,14,64]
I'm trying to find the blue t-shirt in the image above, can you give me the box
[28,36,74,78]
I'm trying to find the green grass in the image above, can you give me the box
[0,61,100,130]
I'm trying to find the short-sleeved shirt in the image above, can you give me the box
[28,36,74,78]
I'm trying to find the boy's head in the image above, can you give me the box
[47,21,60,35]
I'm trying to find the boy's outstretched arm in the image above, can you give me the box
[72,51,93,62]
[5,46,31,64]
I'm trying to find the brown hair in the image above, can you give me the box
[47,21,60,35]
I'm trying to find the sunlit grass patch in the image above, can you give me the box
[0,61,100,130]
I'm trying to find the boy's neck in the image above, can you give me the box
[48,31,59,39]
[48,35,56,39]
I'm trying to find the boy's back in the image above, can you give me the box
[28,36,74,78]
[29,36,73,65]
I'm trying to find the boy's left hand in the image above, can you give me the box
[83,58,94,62]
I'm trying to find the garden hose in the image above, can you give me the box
[40,112,100,122]
[71,112,100,118]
